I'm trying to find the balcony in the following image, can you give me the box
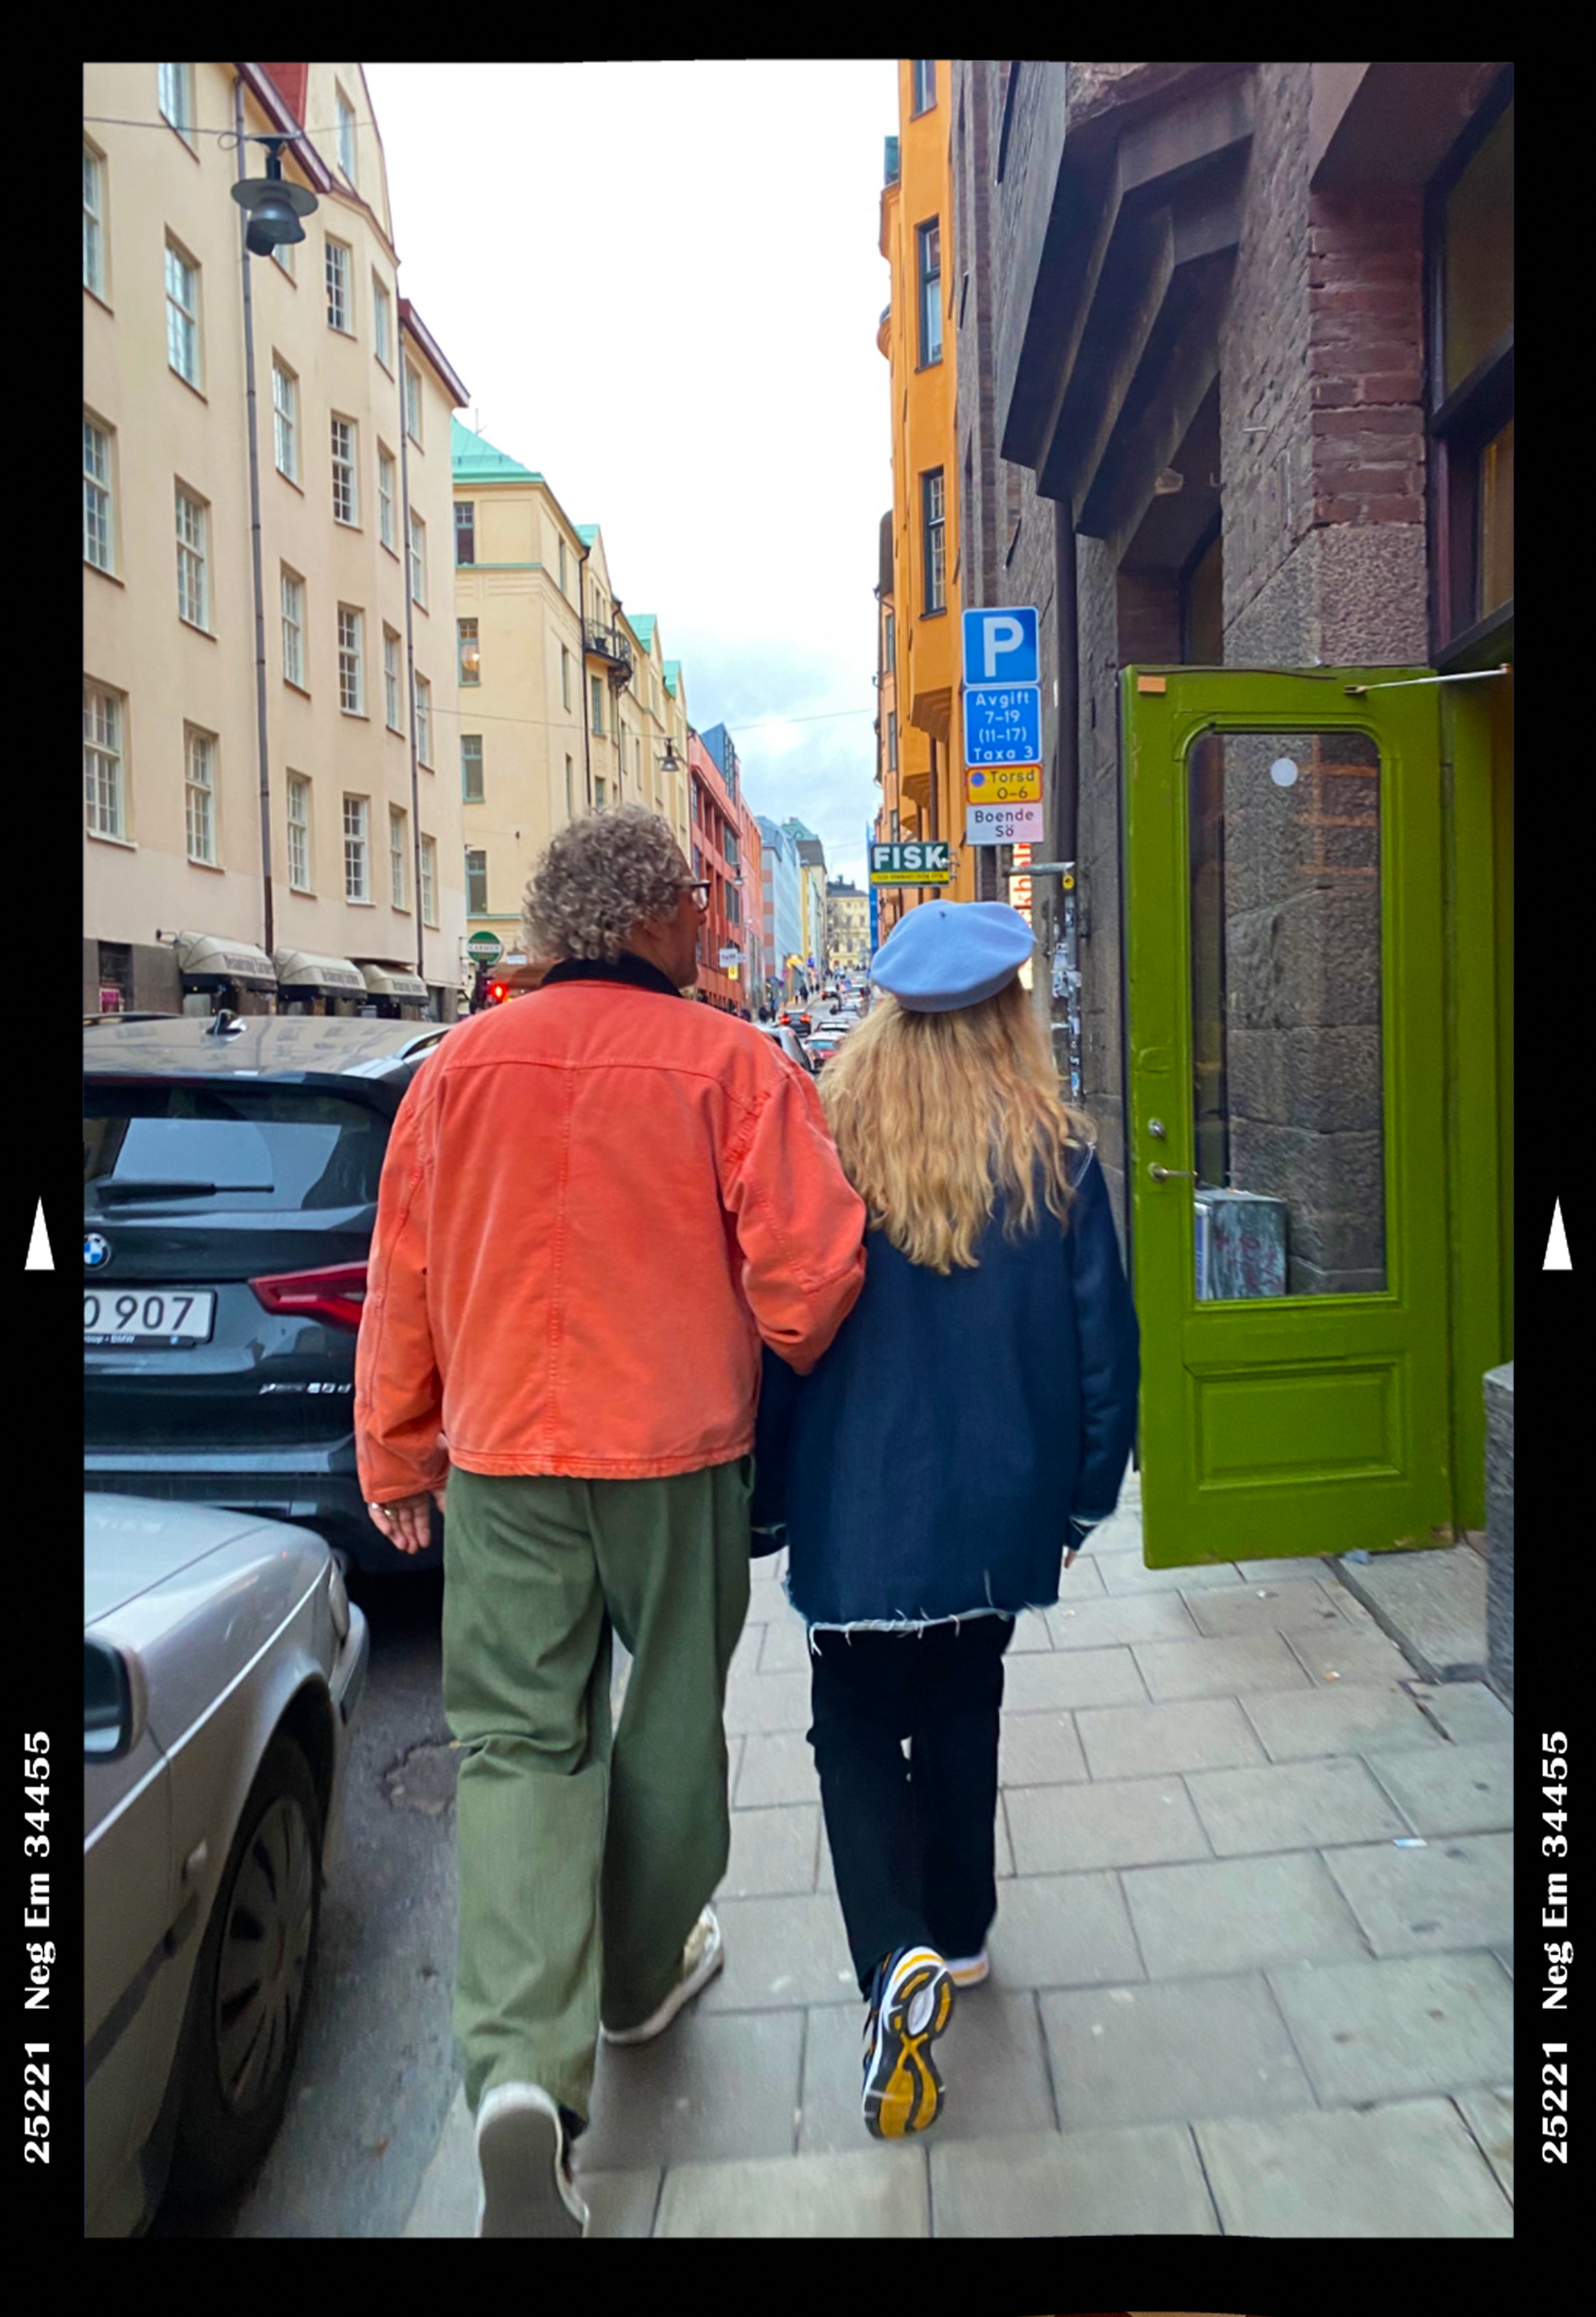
[585,620,633,677]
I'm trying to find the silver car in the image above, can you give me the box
[84,1497,369,2236]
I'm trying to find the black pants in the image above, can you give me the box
[807,1615,1014,1995]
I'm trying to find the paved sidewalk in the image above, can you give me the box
[404,1473,1514,2237]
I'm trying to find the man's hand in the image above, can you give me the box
[367,1487,446,1556]
[1064,1548,1079,1569]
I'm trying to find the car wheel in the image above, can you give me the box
[165,1736,323,2203]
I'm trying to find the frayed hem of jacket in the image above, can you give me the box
[792,1601,1057,1651]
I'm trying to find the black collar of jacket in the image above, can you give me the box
[540,953,684,999]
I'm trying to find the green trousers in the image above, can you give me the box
[442,1457,752,2121]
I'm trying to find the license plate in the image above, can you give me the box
[84,1289,217,1346]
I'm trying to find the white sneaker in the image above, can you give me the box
[601,1906,724,2045]
[942,1948,990,1988]
[475,2083,588,2238]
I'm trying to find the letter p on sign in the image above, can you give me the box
[962,606,1038,686]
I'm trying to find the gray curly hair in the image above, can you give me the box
[521,804,687,963]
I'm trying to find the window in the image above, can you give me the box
[565,755,575,820]
[888,709,898,771]
[884,609,895,669]
[336,86,357,183]
[458,618,480,684]
[461,735,484,802]
[281,567,306,687]
[158,63,193,142]
[409,510,427,606]
[404,362,422,444]
[175,486,209,629]
[338,607,364,715]
[1429,87,1514,649]
[456,501,475,565]
[378,444,397,550]
[384,628,404,731]
[594,775,607,810]
[911,59,936,115]
[916,220,942,365]
[372,276,392,368]
[331,415,358,526]
[466,848,488,915]
[287,774,311,891]
[558,537,568,595]
[591,675,605,735]
[83,416,114,572]
[415,674,432,766]
[84,683,126,839]
[420,834,438,926]
[921,468,946,613]
[343,796,370,901]
[272,237,294,281]
[184,725,217,863]
[83,143,106,296]
[561,646,571,710]
[272,358,298,480]
[389,805,408,909]
[325,238,352,333]
[165,239,199,385]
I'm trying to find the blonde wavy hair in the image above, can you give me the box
[818,975,1094,1274]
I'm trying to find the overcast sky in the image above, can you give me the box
[364,60,898,890]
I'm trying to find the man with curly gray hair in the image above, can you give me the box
[355,804,867,2235]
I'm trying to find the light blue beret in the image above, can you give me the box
[871,900,1034,1012]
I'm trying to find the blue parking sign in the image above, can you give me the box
[961,606,1038,686]
[963,682,1041,766]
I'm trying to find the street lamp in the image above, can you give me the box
[229,136,318,256]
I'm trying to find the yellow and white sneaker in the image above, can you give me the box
[861,1946,955,2138]
[943,1947,990,1988]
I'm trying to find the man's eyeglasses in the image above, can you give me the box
[680,880,712,909]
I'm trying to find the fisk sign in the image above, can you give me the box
[961,607,1038,685]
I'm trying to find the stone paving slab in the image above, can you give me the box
[1132,1632,1314,1702]
[1195,2097,1512,2235]
[1332,1543,1488,1683]
[757,1616,812,1673]
[402,2082,667,2238]
[735,1729,822,1808]
[1044,1592,1202,1651]
[1363,1739,1515,1836]
[1000,1644,1148,1711]
[1239,1679,1447,1762]
[1096,1555,1246,1596]
[1408,1680,1515,1745]
[581,2008,805,2169]
[1320,1832,1513,1958]
[1183,1753,1410,1856]
[1182,1579,1366,1640]
[929,2121,1219,2236]
[1266,1949,1513,2106]
[719,1802,820,1899]
[1122,1849,1369,1978]
[798,1986,1056,2152]
[998,1707,1089,1786]
[1008,1605,1068,1648]
[654,2146,929,2236]
[985,1869,1145,1989]
[697,1893,857,2011]
[1074,1694,1267,1780]
[1005,1774,1210,1875]
[1233,1555,1340,1582]
[1283,1622,1416,1687]
[1454,2085,1515,2202]
[722,1668,814,1736]
[1037,1972,1315,2130]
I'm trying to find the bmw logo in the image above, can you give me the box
[84,1233,112,1270]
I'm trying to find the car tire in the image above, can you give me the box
[165,1736,323,2204]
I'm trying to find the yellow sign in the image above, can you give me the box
[966,765,1042,804]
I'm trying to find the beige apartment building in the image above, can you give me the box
[451,424,691,966]
[825,879,869,976]
[83,61,469,1020]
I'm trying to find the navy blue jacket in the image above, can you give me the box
[751,1143,1140,1631]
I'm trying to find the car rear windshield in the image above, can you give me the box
[84,1083,387,1213]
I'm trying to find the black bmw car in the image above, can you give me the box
[84,1013,451,1573]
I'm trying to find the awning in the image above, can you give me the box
[174,931,278,989]
[271,948,367,996]
[357,962,429,1000]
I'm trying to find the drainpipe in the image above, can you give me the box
[578,543,593,807]
[234,77,275,967]
[396,312,425,989]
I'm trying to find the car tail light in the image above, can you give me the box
[250,1261,369,1330]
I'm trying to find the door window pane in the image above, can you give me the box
[1443,102,1512,396]
[1186,728,1386,1298]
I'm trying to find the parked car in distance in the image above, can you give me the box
[84,1495,368,2237]
[753,1022,815,1073]
[84,1013,453,1574]
[803,1035,846,1071]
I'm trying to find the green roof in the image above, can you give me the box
[629,614,657,649]
[451,417,541,484]
[577,524,599,545]
[663,659,680,696]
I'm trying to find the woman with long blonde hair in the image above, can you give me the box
[752,901,1139,2144]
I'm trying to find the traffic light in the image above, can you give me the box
[488,978,509,1006]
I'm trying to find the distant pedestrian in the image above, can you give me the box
[752,901,1138,2141]
[356,806,866,2235]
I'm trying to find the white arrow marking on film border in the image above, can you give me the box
[25,1199,53,1271]
[1545,1199,1571,1270]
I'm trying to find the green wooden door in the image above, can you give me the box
[1123,667,1453,1567]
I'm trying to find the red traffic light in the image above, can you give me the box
[489,980,508,1004]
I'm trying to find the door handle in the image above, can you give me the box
[1148,1164,1197,1183]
